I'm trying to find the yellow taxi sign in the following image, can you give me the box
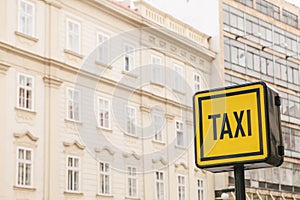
[193,82,284,172]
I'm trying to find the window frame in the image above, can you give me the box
[151,54,163,84]
[197,178,205,200]
[16,146,34,188]
[66,155,81,192]
[153,114,164,143]
[98,96,111,130]
[123,44,135,72]
[173,64,184,92]
[125,106,137,136]
[98,161,111,195]
[97,31,109,64]
[155,171,165,200]
[18,0,35,36]
[193,73,201,92]
[66,87,81,122]
[177,174,186,200]
[175,120,184,147]
[127,165,138,198]
[17,73,34,111]
[66,18,81,54]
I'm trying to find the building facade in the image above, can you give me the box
[0,0,218,199]
[220,0,300,199]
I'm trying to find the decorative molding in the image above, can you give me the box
[165,113,175,120]
[94,146,115,156]
[63,140,85,150]
[170,46,177,52]
[43,0,62,9]
[139,105,151,113]
[43,76,63,88]
[122,151,141,160]
[152,157,167,165]
[15,107,36,125]
[185,119,193,126]
[14,131,39,142]
[194,167,206,174]
[159,41,166,47]
[0,61,10,75]
[175,162,188,170]
[149,36,155,44]
[63,191,84,196]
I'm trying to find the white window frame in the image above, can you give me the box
[126,106,136,136]
[66,87,80,122]
[151,55,163,84]
[124,44,134,72]
[97,32,109,63]
[197,178,204,200]
[98,97,111,129]
[155,171,165,200]
[174,64,184,92]
[16,146,33,188]
[193,73,201,92]
[98,161,111,195]
[153,114,164,143]
[177,175,186,200]
[17,73,34,111]
[175,120,184,147]
[66,18,81,53]
[127,166,138,198]
[66,155,80,192]
[18,0,35,36]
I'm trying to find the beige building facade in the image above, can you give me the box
[219,0,300,199]
[0,0,218,199]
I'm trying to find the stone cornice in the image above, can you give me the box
[0,61,10,75]
[43,76,63,88]
[14,131,39,142]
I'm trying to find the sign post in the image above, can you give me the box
[193,82,284,199]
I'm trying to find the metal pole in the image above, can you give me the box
[234,164,246,200]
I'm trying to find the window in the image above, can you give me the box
[126,106,136,135]
[194,73,201,92]
[151,55,163,84]
[18,0,35,36]
[66,88,80,121]
[97,32,109,63]
[256,0,279,20]
[124,44,134,71]
[98,97,110,129]
[16,147,33,187]
[235,0,253,7]
[174,64,183,92]
[177,175,185,200]
[17,73,34,111]
[176,120,184,147]
[155,171,164,200]
[66,156,80,192]
[127,166,137,197]
[66,19,80,53]
[283,9,298,28]
[99,162,111,195]
[153,114,163,142]
[197,179,204,200]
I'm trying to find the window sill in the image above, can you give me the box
[15,107,36,114]
[124,132,138,139]
[15,31,39,43]
[95,60,112,69]
[64,191,84,196]
[96,193,113,198]
[64,118,82,125]
[13,185,36,192]
[150,81,164,87]
[125,196,140,200]
[97,126,113,133]
[122,70,138,78]
[152,139,166,145]
[64,49,84,59]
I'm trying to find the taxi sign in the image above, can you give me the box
[193,82,284,172]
